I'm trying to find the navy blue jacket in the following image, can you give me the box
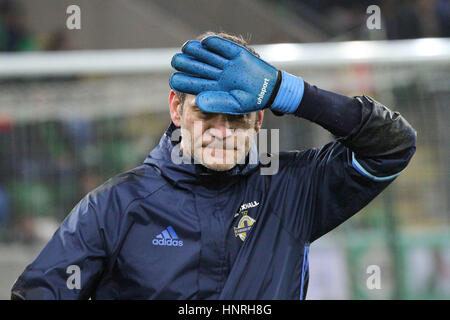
[11,94,416,300]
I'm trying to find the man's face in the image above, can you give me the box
[170,92,263,171]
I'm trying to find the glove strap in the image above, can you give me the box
[271,70,304,114]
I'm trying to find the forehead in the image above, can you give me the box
[184,94,197,107]
[183,94,256,118]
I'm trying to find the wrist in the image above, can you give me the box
[294,82,362,137]
[270,70,305,114]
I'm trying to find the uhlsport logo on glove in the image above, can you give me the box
[170,36,304,115]
[257,78,270,105]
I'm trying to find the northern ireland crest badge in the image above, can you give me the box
[234,214,256,242]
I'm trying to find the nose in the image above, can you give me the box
[208,113,234,139]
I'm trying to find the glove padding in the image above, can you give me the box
[170,36,304,115]
[170,36,281,114]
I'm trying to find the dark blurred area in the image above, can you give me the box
[282,0,450,40]
[0,0,449,52]
[0,0,36,51]
[0,0,70,52]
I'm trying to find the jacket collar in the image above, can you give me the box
[143,122,261,188]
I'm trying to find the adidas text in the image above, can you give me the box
[152,238,184,247]
[152,226,184,247]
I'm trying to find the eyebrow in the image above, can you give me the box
[192,104,250,118]
[191,104,203,112]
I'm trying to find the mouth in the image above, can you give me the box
[203,146,237,151]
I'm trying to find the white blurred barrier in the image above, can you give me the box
[0,38,449,123]
[0,38,448,77]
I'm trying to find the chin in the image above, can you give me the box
[203,162,237,172]
[195,147,248,172]
[201,151,238,172]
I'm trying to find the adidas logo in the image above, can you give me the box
[152,226,184,247]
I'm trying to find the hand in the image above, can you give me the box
[169,36,305,115]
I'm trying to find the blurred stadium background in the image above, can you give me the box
[0,0,449,299]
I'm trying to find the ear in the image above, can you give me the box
[169,90,182,127]
[254,110,264,133]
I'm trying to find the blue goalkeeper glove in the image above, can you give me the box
[169,36,305,115]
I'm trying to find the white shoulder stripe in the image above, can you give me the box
[351,152,404,182]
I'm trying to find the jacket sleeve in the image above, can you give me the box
[292,95,417,242]
[10,194,108,300]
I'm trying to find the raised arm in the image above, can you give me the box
[168,35,417,242]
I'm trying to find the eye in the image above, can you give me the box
[227,114,247,122]
[193,106,210,116]
[200,110,214,118]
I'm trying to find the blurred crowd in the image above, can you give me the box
[0,111,163,243]
[0,0,36,51]
[0,0,69,52]
[0,0,72,242]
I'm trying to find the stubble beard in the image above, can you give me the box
[180,131,254,172]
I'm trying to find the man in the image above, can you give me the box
[11,32,416,300]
